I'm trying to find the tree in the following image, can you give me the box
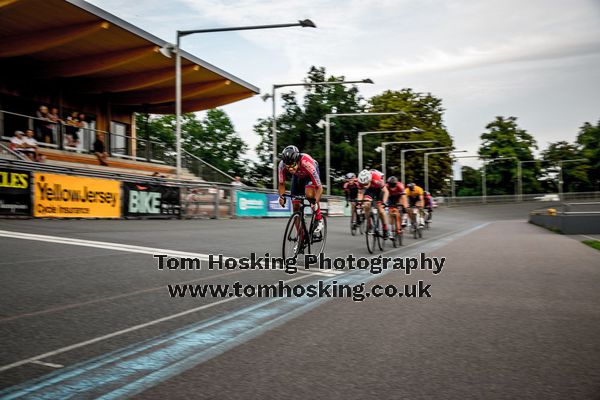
[248,118,274,187]
[455,166,482,196]
[135,109,248,181]
[254,66,371,193]
[368,89,454,192]
[576,119,600,191]
[541,141,590,192]
[479,116,539,195]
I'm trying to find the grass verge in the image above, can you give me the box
[582,240,600,251]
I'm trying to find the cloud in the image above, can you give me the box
[88,0,600,162]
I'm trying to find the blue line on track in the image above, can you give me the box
[0,223,488,399]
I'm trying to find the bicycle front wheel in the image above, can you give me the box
[366,214,377,254]
[311,216,327,255]
[350,213,357,236]
[282,213,303,260]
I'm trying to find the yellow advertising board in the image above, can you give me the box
[33,172,121,218]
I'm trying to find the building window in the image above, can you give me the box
[110,121,129,155]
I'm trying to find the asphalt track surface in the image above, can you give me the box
[0,202,599,399]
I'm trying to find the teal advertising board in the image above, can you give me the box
[236,191,267,217]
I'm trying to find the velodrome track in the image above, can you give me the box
[0,202,599,399]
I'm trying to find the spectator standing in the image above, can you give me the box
[93,132,109,166]
[65,111,81,148]
[35,106,54,144]
[48,107,63,144]
[231,176,243,187]
[76,113,88,152]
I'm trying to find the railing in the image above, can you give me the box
[181,150,238,184]
[440,191,600,206]
[1,109,241,183]
[0,142,30,161]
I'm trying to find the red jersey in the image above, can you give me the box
[424,193,433,207]
[386,182,405,197]
[359,170,385,189]
[343,179,360,191]
[278,153,321,186]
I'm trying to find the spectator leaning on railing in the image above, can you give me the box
[35,105,54,144]
[65,111,82,148]
[48,107,63,143]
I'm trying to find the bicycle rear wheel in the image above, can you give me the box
[358,212,365,234]
[282,213,303,259]
[366,214,377,254]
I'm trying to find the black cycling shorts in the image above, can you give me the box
[363,187,383,203]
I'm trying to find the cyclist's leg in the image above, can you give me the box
[290,175,304,231]
[408,198,417,225]
[389,207,397,233]
[363,191,373,229]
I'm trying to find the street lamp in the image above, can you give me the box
[173,20,316,178]
[518,158,588,201]
[358,127,423,171]
[400,146,450,184]
[424,150,467,193]
[381,140,436,178]
[323,111,401,195]
[451,155,483,204]
[263,78,373,189]
[558,158,587,200]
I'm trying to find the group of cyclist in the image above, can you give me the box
[343,170,434,238]
[276,145,434,240]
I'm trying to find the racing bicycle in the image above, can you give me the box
[387,204,404,247]
[365,201,387,254]
[282,194,327,259]
[409,206,424,239]
[350,200,365,236]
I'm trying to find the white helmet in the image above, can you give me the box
[358,169,372,185]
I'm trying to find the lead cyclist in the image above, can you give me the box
[277,145,324,236]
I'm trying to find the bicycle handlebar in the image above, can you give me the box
[281,194,317,205]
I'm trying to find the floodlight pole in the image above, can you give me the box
[174,20,316,178]
[357,128,423,171]
[267,78,373,189]
[324,112,399,195]
[423,150,467,192]
[400,146,449,185]
[381,140,435,179]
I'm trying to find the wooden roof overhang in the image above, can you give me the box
[0,0,259,113]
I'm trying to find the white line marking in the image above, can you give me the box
[0,224,478,373]
[0,230,212,260]
[580,234,599,241]
[29,360,63,369]
[0,273,316,373]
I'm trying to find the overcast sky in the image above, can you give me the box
[89,0,600,168]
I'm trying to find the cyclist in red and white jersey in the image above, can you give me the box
[277,145,324,235]
[357,169,390,238]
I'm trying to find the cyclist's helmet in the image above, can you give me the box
[345,172,356,180]
[281,145,300,165]
[387,176,398,187]
[407,182,416,190]
[358,169,372,185]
